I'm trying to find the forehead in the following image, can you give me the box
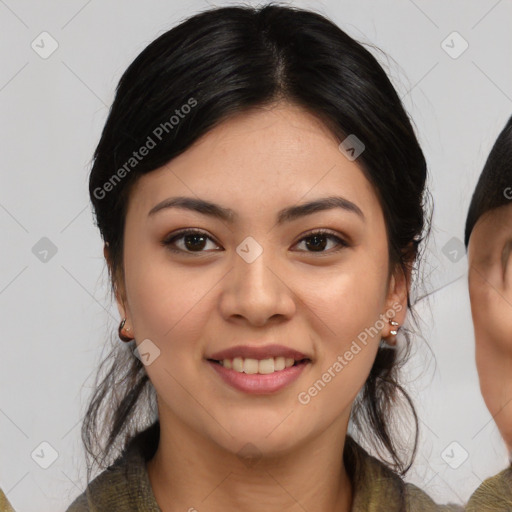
[126,103,384,227]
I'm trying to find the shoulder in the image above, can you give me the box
[65,424,161,511]
[345,435,464,511]
[405,463,512,512]
[404,482,464,511]
[65,451,142,511]
[465,464,512,511]
[347,435,512,511]
[0,488,16,512]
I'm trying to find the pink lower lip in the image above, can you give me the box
[207,359,310,394]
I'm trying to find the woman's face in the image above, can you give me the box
[112,102,408,456]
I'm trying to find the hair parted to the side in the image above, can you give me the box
[82,2,432,486]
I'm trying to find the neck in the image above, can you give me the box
[146,412,353,512]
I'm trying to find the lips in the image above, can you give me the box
[206,344,312,394]
[207,344,310,362]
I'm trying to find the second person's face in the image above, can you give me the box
[468,202,512,451]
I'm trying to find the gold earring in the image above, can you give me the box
[118,317,134,342]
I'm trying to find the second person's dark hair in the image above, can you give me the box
[464,114,512,248]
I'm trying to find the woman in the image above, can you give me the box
[47,3,511,511]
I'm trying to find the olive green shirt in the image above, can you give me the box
[65,424,512,511]
[2,425,511,511]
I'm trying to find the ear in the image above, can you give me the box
[103,242,129,322]
[383,259,411,336]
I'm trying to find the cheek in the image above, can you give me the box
[468,266,497,324]
[295,252,387,399]
[124,247,215,353]
[124,256,214,412]
[302,251,389,342]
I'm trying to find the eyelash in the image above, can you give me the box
[161,228,349,255]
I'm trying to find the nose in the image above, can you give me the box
[218,247,296,327]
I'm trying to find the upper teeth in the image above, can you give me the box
[220,356,298,374]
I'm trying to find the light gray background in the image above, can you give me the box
[1,0,511,510]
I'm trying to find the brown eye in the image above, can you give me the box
[294,230,349,253]
[162,229,220,254]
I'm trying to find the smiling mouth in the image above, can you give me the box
[207,356,311,375]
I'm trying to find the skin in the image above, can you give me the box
[467,202,512,454]
[106,101,410,512]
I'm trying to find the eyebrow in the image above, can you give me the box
[147,195,365,224]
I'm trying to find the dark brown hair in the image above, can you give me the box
[464,114,512,248]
